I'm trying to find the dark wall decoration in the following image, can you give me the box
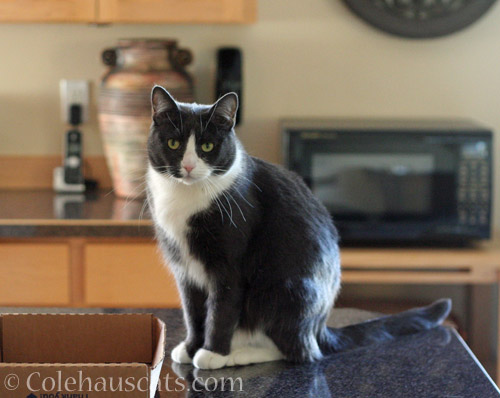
[342,0,497,38]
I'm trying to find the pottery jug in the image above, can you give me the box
[98,39,194,198]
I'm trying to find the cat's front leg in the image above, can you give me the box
[172,279,207,364]
[193,282,242,370]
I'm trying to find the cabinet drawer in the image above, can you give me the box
[0,0,96,23]
[85,243,180,307]
[0,243,70,306]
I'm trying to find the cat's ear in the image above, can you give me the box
[211,92,239,127]
[151,85,178,114]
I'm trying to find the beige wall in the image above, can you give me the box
[0,0,499,229]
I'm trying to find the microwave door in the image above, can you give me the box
[284,123,492,243]
[311,152,440,222]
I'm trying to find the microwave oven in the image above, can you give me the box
[282,119,494,244]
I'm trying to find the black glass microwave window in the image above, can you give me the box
[284,124,493,243]
[297,134,461,222]
[311,153,437,219]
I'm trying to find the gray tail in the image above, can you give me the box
[318,299,452,354]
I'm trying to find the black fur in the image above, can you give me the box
[147,86,452,365]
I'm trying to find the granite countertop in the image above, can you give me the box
[26,307,492,397]
[0,189,153,237]
[1,190,498,249]
[156,309,499,397]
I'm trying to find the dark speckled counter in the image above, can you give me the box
[0,190,154,237]
[0,308,496,397]
[105,308,499,397]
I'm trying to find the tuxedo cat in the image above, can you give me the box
[146,86,451,370]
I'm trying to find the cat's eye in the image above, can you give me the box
[201,142,214,152]
[167,139,180,150]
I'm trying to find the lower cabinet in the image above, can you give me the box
[0,239,181,308]
[0,243,70,306]
[85,243,180,307]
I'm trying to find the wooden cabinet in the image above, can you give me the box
[1,237,500,308]
[0,0,96,23]
[85,242,180,307]
[98,0,256,23]
[0,238,180,308]
[0,243,70,305]
[0,0,256,23]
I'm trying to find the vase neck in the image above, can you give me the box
[117,46,174,71]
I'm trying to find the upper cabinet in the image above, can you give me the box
[98,0,257,23]
[0,0,257,24]
[0,0,96,23]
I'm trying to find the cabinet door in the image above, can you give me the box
[98,0,256,23]
[0,0,96,23]
[0,243,70,306]
[85,243,181,307]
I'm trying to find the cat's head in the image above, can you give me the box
[147,86,239,185]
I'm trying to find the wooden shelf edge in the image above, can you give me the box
[342,271,497,284]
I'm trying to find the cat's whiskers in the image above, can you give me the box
[227,190,246,222]
[237,175,262,192]
[155,165,175,172]
[103,188,116,198]
[210,167,228,172]
[211,167,262,192]
[153,165,179,179]
[208,168,258,210]
[138,195,150,225]
[202,180,224,224]
[205,179,233,226]
[204,178,236,228]
[208,184,228,225]
[208,177,247,226]
[103,173,148,200]
[209,178,247,223]
[221,191,235,226]
[234,186,255,209]
[122,185,148,211]
[111,171,150,209]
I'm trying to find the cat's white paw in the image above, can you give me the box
[171,341,192,364]
[193,348,230,369]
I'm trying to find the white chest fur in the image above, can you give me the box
[147,146,243,290]
[148,167,212,289]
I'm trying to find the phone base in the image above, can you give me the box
[53,167,85,193]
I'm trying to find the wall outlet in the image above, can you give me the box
[59,79,90,124]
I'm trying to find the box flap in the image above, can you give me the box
[151,317,166,370]
[149,317,166,398]
[2,314,153,364]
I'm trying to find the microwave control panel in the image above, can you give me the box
[457,141,491,227]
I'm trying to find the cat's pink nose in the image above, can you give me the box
[183,165,194,173]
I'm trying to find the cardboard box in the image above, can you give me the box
[0,313,165,398]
